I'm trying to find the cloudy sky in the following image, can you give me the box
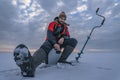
[0,0,120,53]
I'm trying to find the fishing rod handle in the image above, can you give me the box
[96,8,99,13]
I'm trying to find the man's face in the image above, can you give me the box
[59,17,66,24]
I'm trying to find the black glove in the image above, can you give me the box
[56,50,61,54]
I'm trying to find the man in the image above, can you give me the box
[33,11,77,66]
[14,11,77,77]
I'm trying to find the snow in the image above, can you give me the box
[14,47,29,57]
[0,53,120,80]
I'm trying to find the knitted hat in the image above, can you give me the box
[59,11,67,19]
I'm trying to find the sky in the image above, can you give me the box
[0,0,120,53]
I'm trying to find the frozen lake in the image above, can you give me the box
[0,52,120,80]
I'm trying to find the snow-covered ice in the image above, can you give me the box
[0,52,120,80]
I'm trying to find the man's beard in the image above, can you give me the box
[59,21,64,24]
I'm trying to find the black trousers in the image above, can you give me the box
[40,38,77,64]
[41,38,77,54]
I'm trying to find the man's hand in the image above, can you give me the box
[58,37,64,45]
[54,43,60,51]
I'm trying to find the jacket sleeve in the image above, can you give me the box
[47,22,57,45]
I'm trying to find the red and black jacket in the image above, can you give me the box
[46,21,70,45]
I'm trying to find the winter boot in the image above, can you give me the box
[13,44,35,77]
[20,58,35,77]
[58,45,74,63]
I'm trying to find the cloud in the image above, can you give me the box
[0,0,120,53]
[77,5,88,12]
[0,0,17,40]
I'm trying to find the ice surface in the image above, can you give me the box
[0,53,120,80]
